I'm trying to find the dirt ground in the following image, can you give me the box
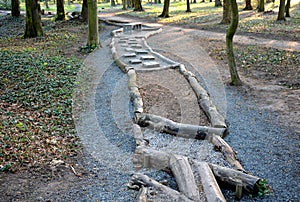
[1,12,299,201]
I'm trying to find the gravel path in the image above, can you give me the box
[71,19,300,201]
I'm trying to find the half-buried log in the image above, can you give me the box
[210,135,245,172]
[128,69,144,113]
[209,163,260,194]
[169,154,201,202]
[132,124,148,147]
[128,173,194,202]
[136,113,227,138]
[137,186,147,202]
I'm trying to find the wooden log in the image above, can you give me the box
[210,135,245,172]
[169,154,201,202]
[128,173,194,202]
[127,69,144,113]
[137,186,148,202]
[192,161,226,202]
[209,163,260,194]
[136,113,227,139]
[133,146,170,170]
[132,124,148,147]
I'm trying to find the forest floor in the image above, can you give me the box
[0,4,299,202]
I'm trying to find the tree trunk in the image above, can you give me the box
[243,0,252,10]
[158,0,170,17]
[277,0,286,21]
[128,0,133,8]
[133,0,144,11]
[193,0,196,3]
[285,0,290,17]
[45,0,49,8]
[111,0,116,6]
[220,0,231,24]
[122,0,127,9]
[226,0,242,85]
[215,0,222,7]
[56,0,65,21]
[136,113,227,138]
[87,0,100,47]
[24,0,44,38]
[11,0,20,17]
[186,0,191,12]
[81,0,88,22]
[257,0,264,12]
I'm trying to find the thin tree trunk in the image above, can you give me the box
[285,0,290,17]
[226,0,242,85]
[45,0,49,8]
[11,0,20,17]
[158,0,170,17]
[243,0,253,10]
[122,0,127,9]
[24,0,43,38]
[111,0,116,6]
[87,0,100,47]
[56,0,65,21]
[277,0,286,21]
[186,0,191,12]
[257,0,264,12]
[81,0,88,22]
[215,0,222,7]
[133,0,144,11]
[221,0,231,24]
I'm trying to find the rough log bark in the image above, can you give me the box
[137,186,147,202]
[210,135,245,172]
[132,124,148,147]
[133,146,170,170]
[128,173,194,202]
[193,161,226,202]
[136,113,227,138]
[169,154,201,202]
[128,69,144,113]
[209,163,260,193]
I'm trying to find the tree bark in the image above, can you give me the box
[133,0,144,11]
[136,113,227,139]
[285,0,290,17]
[24,0,44,38]
[243,0,253,10]
[277,0,286,21]
[209,163,260,193]
[122,0,127,9]
[159,0,170,17]
[11,0,20,17]
[226,0,242,85]
[87,0,100,47]
[257,0,264,12]
[186,0,191,12]
[81,0,88,22]
[169,154,201,201]
[56,0,65,21]
[45,0,49,8]
[111,0,116,6]
[221,0,231,24]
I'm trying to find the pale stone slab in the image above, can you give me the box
[130,59,142,64]
[135,49,148,54]
[142,61,160,68]
[123,53,137,57]
[140,55,155,60]
[126,48,135,52]
[131,44,143,49]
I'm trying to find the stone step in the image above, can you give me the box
[140,55,155,60]
[130,59,142,64]
[135,49,148,54]
[142,61,160,68]
[131,44,143,49]
[123,53,137,57]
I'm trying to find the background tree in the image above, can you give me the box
[277,0,286,21]
[285,0,291,17]
[133,0,144,11]
[81,0,88,22]
[186,0,191,12]
[215,0,222,7]
[87,0,100,47]
[122,0,127,10]
[45,0,49,8]
[159,0,170,17]
[257,0,264,12]
[226,0,242,85]
[243,0,253,10]
[220,0,231,24]
[111,0,116,6]
[56,0,65,21]
[24,0,43,38]
[11,0,20,17]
